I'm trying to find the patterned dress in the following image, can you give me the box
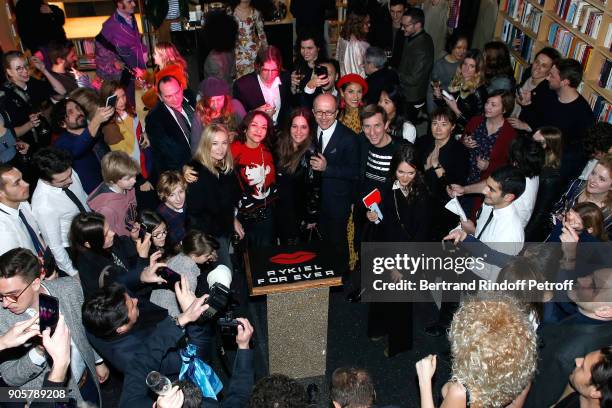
[234,8,268,78]
[467,120,499,184]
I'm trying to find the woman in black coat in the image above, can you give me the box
[366,144,432,357]
[274,108,318,244]
[69,212,162,298]
[416,106,469,240]
[525,126,564,241]
[186,123,241,269]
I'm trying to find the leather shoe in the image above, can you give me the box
[424,324,446,337]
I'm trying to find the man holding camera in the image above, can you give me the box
[0,248,107,406]
[82,277,211,374]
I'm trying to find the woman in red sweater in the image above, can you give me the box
[231,111,278,248]
[463,89,517,184]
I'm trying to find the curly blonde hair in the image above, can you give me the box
[449,295,537,408]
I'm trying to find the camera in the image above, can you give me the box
[201,282,232,321]
[217,314,244,336]
[314,65,328,78]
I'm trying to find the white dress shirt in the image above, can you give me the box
[317,120,338,153]
[257,75,282,123]
[0,201,44,256]
[513,176,539,228]
[31,171,89,276]
[472,203,524,281]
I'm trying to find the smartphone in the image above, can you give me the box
[158,267,181,286]
[139,223,149,240]
[314,65,328,78]
[442,90,455,101]
[39,293,59,336]
[106,94,118,108]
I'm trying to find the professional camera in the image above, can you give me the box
[199,264,234,321]
[217,311,244,336]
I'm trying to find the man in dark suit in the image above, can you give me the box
[397,7,434,122]
[310,93,360,271]
[82,283,212,376]
[145,75,196,174]
[233,46,292,127]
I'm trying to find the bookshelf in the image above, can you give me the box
[495,0,612,123]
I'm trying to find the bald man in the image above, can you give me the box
[311,94,360,271]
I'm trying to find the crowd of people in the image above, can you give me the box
[1,0,612,406]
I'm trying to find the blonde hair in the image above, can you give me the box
[586,153,612,209]
[193,124,234,177]
[449,295,537,408]
[101,151,140,184]
[154,42,187,72]
[156,171,187,202]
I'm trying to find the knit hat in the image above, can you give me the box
[336,73,368,95]
[200,77,230,98]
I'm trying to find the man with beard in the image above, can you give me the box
[48,40,81,93]
[50,99,114,193]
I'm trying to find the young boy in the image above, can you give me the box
[156,170,187,245]
[87,151,139,236]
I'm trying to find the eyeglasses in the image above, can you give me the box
[152,230,168,239]
[313,110,337,118]
[401,22,415,29]
[13,65,28,73]
[0,279,35,303]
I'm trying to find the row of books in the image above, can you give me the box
[555,0,604,39]
[510,54,527,81]
[589,93,612,123]
[501,0,543,33]
[501,20,536,62]
[598,59,612,89]
[548,23,594,71]
[72,39,96,57]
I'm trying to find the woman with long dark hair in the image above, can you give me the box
[291,31,327,96]
[434,49,487,128]
[275,108,317,244]
[69,212,163,297]
[483,41,516,93]
[231,111,278,247]
[378,83,416,143]
[366,144,431,357]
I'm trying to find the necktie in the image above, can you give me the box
[172,107,191,141]
[318,131,323,153]
[476,209,494,240]
[63,188,87,213]
[18,210,44,257]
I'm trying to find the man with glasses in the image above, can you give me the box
[233,46,292,126]
[398,7,434,122]
[31,147,89,277]
[311,93,360,272]
[0,248,108,405]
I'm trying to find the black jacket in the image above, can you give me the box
[365,67,399,106]
[119,314,254,408]
[87,301,173,375]
[437,85,487,127]
[525,166,562,242]
[186,160,240,237]
[319,122,360,221]
[146,95,196,174]
[375,186,432,242]
[233,71,292,126]
[398,30,434,103]
[74,235,148,298]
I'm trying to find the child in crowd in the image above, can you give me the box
[87,151,139,237]
[156,170,187,245]
[149,229,219,317]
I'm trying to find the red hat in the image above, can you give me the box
[336,73,368,95]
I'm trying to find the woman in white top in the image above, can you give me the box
[336,12,370,77]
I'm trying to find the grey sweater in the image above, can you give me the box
[149,253,200,317]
